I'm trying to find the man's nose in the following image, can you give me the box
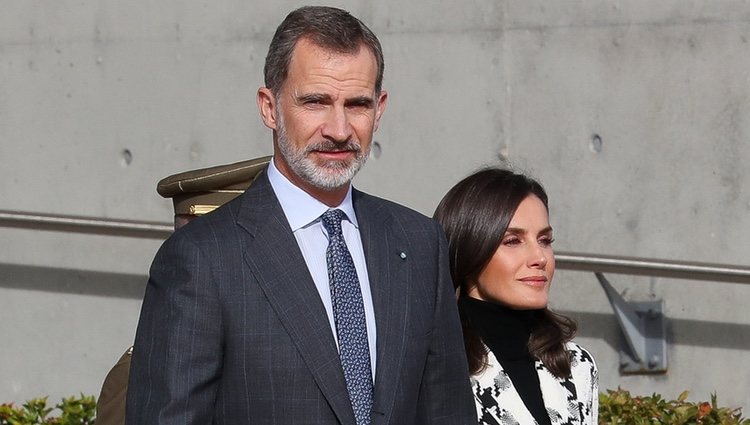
[322,106,353,142]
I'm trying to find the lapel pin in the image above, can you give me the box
[399,251,407,260]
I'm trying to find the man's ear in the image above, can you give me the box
[257,87,278,130]
[373,90,388,132]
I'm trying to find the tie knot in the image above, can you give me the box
[321,209,347,237]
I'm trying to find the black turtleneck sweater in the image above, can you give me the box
[459,297,552,425]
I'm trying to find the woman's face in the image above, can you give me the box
[468,194,555,310]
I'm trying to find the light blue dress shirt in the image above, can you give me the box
[267,159,377,378]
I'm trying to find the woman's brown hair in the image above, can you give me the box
[433,168,576,378]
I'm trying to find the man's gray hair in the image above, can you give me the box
[263,6,385,95]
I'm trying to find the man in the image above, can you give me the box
[126,6,475,425]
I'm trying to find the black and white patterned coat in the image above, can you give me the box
[471,342,598,425]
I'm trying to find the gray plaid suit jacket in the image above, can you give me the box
[125,170,476,424]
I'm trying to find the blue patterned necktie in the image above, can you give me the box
[320,209,373,425]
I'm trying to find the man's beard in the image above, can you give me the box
[276,114,370,190]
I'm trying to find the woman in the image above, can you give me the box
[434,168,598,425]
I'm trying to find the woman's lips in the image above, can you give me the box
[518,276,548,287]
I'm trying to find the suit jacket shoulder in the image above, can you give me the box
[351,188,444,239]
[353,188,430,219]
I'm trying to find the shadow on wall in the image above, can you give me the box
[563,310,750,352]
[1,262,748,351]
[0,262,146,300]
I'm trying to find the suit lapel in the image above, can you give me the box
[236,171,356,425]
[353,190,410,423]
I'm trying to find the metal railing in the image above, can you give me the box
[0,210,173,239]
[3,208,749,374]
[1,209,749,284]
[555,252,750,284]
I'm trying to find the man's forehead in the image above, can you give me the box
[284,40,379,95]
[292,37,370,60]
[288,39,377,75]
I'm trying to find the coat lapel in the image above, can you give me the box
[353,190,410,423]
[478,350,576,425]
[477,351,540,424]
[536,359,573,425]
[235,171,355,425]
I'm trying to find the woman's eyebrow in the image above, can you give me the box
[505,226,553,235]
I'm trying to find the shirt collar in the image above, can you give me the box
[267,157,358,231]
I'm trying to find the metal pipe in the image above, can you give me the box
[0,210,173,239]
[1,209,749,283]
[556,252,750,284]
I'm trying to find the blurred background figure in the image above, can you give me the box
[95,156,270,425]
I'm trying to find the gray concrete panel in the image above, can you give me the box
[508,0,750,27]
[503,13,750,411]
[554,273,750,411]
[372,1,505,32]
[505,22,750,264]
[1,3,273,220]
[0,264,144,404]
[355,29,507,213]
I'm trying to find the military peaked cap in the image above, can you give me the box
[157,156,271,215]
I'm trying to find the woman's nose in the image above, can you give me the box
[527,244,548,268]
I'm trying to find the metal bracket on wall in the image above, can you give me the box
[595,272,668,374]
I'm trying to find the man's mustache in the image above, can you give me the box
[306,140,362,153]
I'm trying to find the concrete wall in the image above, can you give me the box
[1,0,748,414]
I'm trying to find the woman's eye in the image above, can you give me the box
[539,237,555,247]
[502,237,521,246]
